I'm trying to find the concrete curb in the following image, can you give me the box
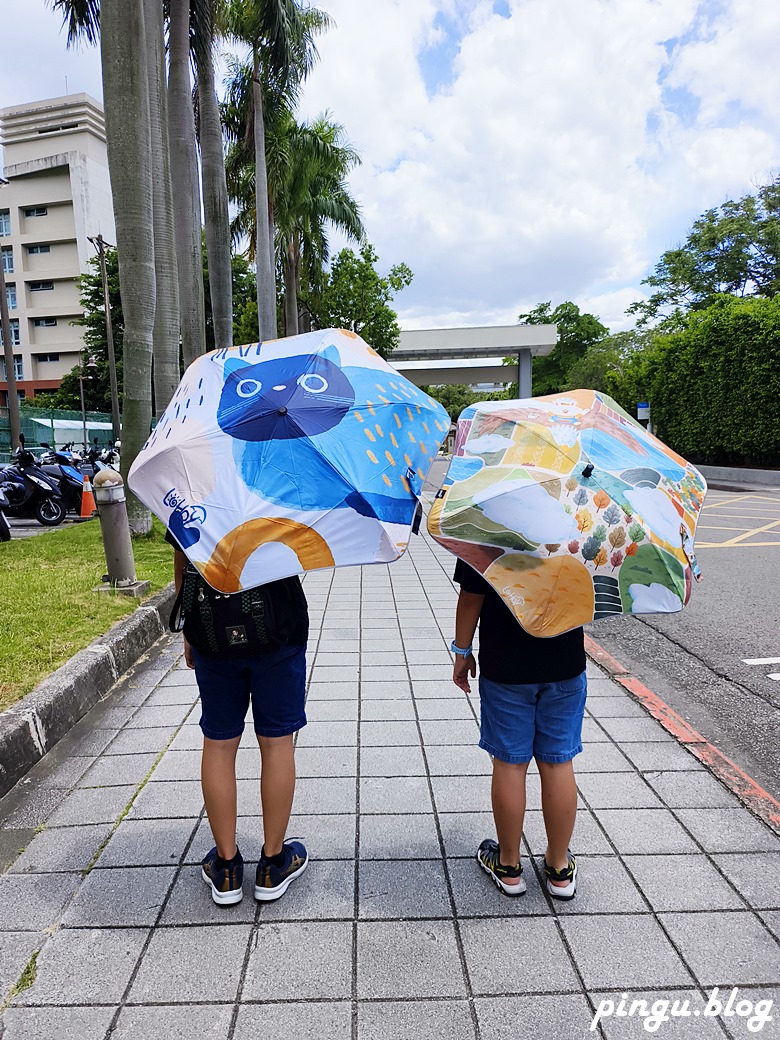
[585,634,780,834]
[0,582,177,800]
[698,464,780,489]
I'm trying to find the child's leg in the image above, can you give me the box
[537,759,577,882]
[491,758,530,874]
[258,733,296,857]
[201,735,242,859]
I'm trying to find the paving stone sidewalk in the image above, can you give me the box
[1,534,779,1040]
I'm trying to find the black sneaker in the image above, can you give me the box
[201,846,244,905]
[544,851,577,900]
[254,840,308,902]
[476,838,526,896]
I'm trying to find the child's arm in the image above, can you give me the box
[452,589,483,693]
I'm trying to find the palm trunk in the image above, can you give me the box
[283,239,298,336]
[100,0,155,532]
[169,0,207,368]
[145,0,180,415]
[198,31,233,350]
[252,47,277,340]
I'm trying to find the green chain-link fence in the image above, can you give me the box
[0,406,116,463]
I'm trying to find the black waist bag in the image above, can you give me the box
[170,564,287,654]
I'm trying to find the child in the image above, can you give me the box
[451,559,587,899]
[171,535,310,906]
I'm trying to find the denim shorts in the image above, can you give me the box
[191,643,307,740]
[478,670,588,764]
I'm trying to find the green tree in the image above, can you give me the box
[565,329,654,395]
[420,384,477,421]
[308,243,413,358]
[628,177,780,326]
[223,0,332,339]
[203,244,260,350]
[518,301,608,395]
[274,112,364,336]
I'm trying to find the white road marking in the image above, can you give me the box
[742,658,780,665]
[768,673,780,682]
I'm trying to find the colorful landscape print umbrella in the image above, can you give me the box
[427,390,706,637]
[128,328,450,592]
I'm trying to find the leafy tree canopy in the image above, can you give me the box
[420,384,477,422]
[628,176,780,326]
[307,242,412,358]
[517,301,608,395]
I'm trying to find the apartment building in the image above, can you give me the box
[0,94,115,406]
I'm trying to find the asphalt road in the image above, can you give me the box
[590,487,780,802]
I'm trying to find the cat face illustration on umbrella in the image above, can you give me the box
[129,329,450,591]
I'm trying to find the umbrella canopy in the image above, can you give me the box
[427,390,707,637]
[129,329,449,591]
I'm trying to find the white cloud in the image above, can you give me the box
[4,0,779,337]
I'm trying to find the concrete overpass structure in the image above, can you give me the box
[391,323,557,398]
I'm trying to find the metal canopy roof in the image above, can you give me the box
[390,324,557,390]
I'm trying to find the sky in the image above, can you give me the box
[2,0,779,333]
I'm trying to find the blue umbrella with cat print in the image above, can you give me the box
[128,328,450,593]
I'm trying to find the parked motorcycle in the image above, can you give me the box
[37,450,85,514]
[0,438,66,526]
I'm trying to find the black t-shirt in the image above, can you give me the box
[166,529,309,650]
[454,558,585,684]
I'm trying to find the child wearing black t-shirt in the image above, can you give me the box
[451,559,587,899]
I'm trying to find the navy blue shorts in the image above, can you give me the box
[478,670,588,764]
[191,643,307,740]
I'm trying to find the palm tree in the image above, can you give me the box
[47,0,156,530]
[273,114,364,335]
[223,0,331,339]
[145,0,181,415]
[195,0,234,350]
[100,0,156,531]
[168,0,207,367]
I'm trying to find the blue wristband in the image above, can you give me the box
[451,640,473,657]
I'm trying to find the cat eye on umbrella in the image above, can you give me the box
[428,390,707,637]
[128,329,451,592]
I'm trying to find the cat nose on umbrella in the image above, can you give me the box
[273,384,287,391]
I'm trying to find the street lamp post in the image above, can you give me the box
[87,234,121,443]
[79,354,98,451]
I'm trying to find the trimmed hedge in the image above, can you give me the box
[610,296,780,467]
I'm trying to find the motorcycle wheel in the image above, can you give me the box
[0,513,10,542]
[35,498,67,526]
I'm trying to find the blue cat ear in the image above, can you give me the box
[317,346,341,367]
[223,358,251,378]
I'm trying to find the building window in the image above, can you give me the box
[29,281,55,292]
[24,207,48,218]
[0,319,21,348]
[0,353,23,379]
[27,244,51,255]
[36,353,60,363]
[5,284,16,310]
[1,247,12,273]
[33,317,58,327]
[0,210,10,236]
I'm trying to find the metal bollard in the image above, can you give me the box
[92,470,150,597]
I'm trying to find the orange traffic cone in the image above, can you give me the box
[80,474,97,518]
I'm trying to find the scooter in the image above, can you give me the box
[0,438,66,526]
[38,443,87,514]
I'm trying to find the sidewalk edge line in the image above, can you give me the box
[584,633,780,834]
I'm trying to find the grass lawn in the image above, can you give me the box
[1,518,174,712]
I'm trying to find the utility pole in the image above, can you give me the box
[88,234,121,443]
[0,251,21,453]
